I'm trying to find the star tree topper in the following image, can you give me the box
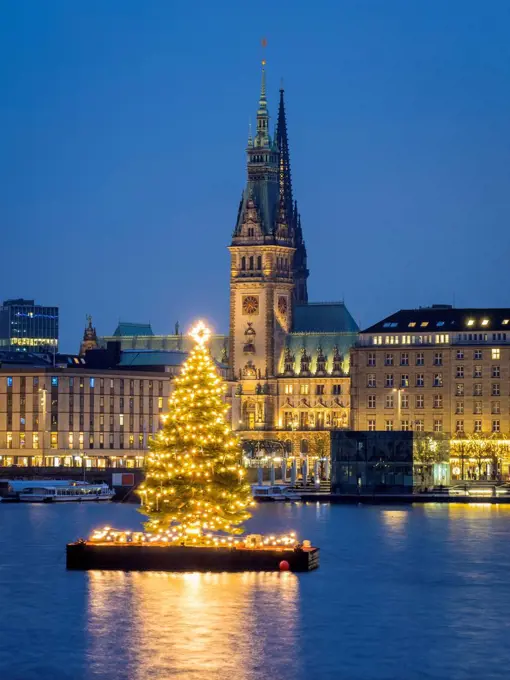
[189,320,211,347]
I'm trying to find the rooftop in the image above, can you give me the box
[113,322,154,337]
[292,302,359,334]
[362,307,510,334]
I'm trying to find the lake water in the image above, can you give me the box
[1,502,510,680]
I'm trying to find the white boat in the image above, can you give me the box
[18,481,114,503]
[251,484,301,502]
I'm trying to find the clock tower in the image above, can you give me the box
[229,60,296,386]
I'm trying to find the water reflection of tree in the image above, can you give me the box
[87,571,300,680]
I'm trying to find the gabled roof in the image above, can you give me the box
[119,350,187,367]
[362,306,510,334]
[113,322,154,337]
[292,303,359,334]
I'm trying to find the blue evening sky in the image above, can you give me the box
[2,0,510,351]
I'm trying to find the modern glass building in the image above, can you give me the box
[0,299,59,353]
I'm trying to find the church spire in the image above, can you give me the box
[255,58,270,148]
[276,86,293,223]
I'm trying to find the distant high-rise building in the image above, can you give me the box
[0,299,59,353]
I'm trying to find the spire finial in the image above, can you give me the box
[259,38,267,109]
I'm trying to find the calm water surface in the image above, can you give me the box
[1,502,510,680]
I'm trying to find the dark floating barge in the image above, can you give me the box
[66,541,319,572]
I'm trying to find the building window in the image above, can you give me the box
[366,375,376,388]
[415,374,424,387]
[299,384,309,395]
[456,420,464,433]
[434,352,443,366]
[492,384,500,396]
[456,366,464,379]
[32,433,39,449]
[415,395,424,409]
[109,433,114,449]
[119,414,124,426]
[368,419,376,431]
[415,420,424,432]
[456,401,464,415]
[474,401,482,415]
[473,365,482,378]
[401,394,409,409]
[474,350,483,360]
[385,420,394,432]
[491,401,501,415]
[6,432,12,449]
[158,397,163,411]
[415,352,424,366]
[492,366,500,378]
[90,377,95,388]
[316,385,325,395]
[7,377,13,387]
[474,420,482,433]
[456,350,464,360]
[51,377,58,387]
[492,348,500,360]
[332,384,342,395]
[492,420,501,433]
[284,384,293,395]
[473,384,483,397]
[68,433,73,449]
[129,434,135,449]
[368,395,376,409]
[433,374,443,387]
[367,353,376,367]
[385,394,394,409]
[433,394,443,409]
[434,419,443,433]
[456,383,464,396]
[400,374,409,388]
[99,433,104,449]
[400,353,409,366]
[50,433,57,449]
[385,374,394,388]
[384,353,394,366]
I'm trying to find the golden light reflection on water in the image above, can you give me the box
[87,570,300,680]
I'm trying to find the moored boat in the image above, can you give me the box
[251,484,301,502]
[18,481,114,503]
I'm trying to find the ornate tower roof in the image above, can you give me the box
[79,315,99,356]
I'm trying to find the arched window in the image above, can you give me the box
[249,256,254,270]
[241,257,246,271]
[257,256,262,270]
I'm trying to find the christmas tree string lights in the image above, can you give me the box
[136,320,253,542]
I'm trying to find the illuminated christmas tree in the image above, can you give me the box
[138,321,252,541]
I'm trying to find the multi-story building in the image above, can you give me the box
[227,61,359,456]
[0,345,181,468]
[0,299,59,353]
[351,305,510,437]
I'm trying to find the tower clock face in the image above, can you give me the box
[242,295,259,315]
[278,296,288,316]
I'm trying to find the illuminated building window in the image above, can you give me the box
[385,420,394,431]
[420,322,429,328]
[119,414,124,426]
[433,374,443,387]
[99,434,104,449]
[415,420,424,432]
[20,433,26,449]
[51,377,58,387]
[456,383,464,396]
[474,420,482,433]
[503,319,509,325]
[299,384,309,395]
[481,319,489,326]
[401,374,409,388]
[68,433,74,449]
[6,377,12,388]
[368,395,376,409]
[492,420,500,433]
[129,434,135,449]
[492,348,500,360]
[434,419,443,433]
[158,397,163,410]
[32,433,39,449]
[50,433,57,449]
[6,432,12,449]
[408,322,416,328]
[368,419,376,431]
[79,433,84,449]
[284,384,293,395]
[467,319,475,327]
[90,378,95,388]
